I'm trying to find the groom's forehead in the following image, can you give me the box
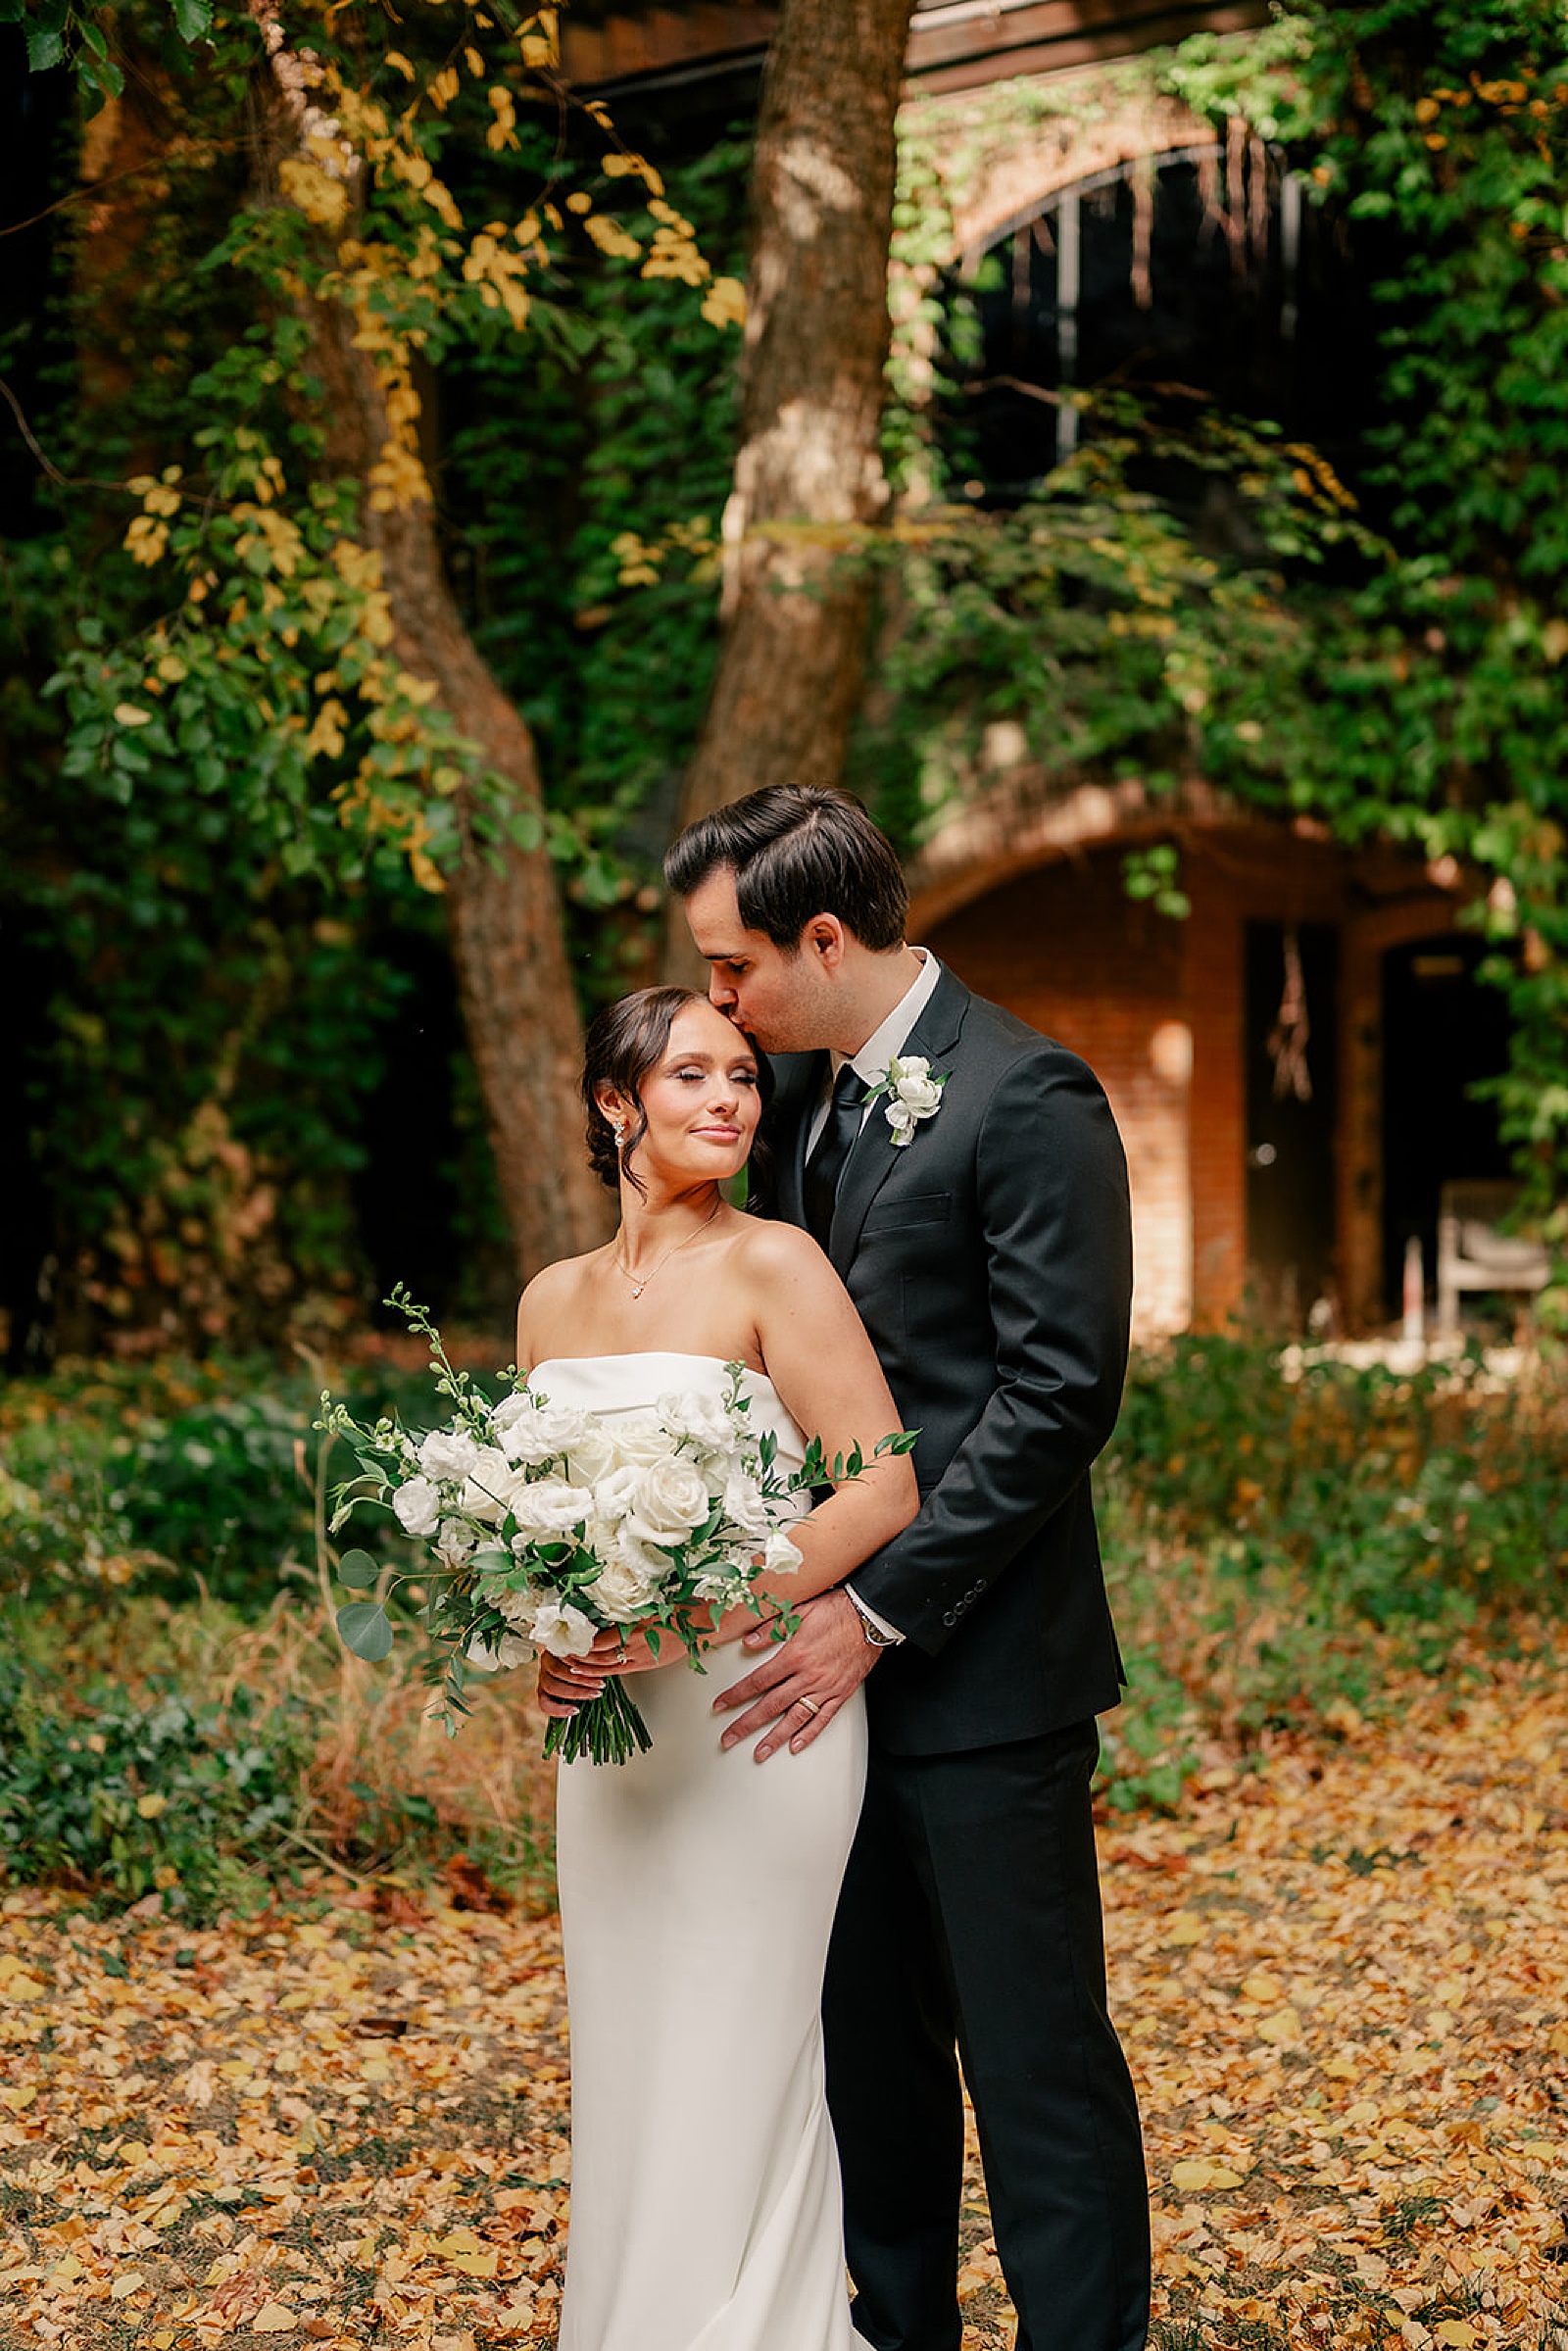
[686,872,775,957]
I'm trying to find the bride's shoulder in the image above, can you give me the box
[729,1213,833,1288]
[520,1248,601,1305]
[516,1248,602,1344]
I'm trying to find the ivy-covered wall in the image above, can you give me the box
[6,0,1568,1358]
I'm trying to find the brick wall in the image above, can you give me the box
[921,826,1453,1336]
[924,854,1194,1337]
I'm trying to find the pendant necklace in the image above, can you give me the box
[613,1197,722,1301]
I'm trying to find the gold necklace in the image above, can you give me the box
[612,1198,722,1301]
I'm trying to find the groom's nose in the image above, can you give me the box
[709,972,737,1011]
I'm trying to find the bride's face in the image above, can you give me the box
[606,1001,762,1187]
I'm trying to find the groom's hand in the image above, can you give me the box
[712,1590,880,1761]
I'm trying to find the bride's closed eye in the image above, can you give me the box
[670,1063,758,1086]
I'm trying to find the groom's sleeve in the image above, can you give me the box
[847,1047,1133,1655]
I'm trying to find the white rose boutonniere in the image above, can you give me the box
[863,1053,950,1149]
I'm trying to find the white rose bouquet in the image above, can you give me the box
[318,1289,914,1765]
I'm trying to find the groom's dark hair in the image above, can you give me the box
[664,785,908,954]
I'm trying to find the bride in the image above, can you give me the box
[516,984,918,2351]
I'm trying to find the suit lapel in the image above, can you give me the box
[827,967,972,1277]
[770,1052,828,1226]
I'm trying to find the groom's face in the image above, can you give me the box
[684,870,836,1055]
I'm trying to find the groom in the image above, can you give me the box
[664,786,1151,2351]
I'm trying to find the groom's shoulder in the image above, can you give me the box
[954,982,1103,1095]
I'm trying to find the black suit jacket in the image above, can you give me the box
[767,966,1132,1757]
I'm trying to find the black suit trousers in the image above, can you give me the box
[822,1723,1151,2351]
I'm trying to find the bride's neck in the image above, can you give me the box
[615,1180,723,1267]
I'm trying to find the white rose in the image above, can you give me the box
[417,1428,484,1482]
[583,1463,639,1524]
[622,1456,712,1545]
[721,1471,771,1539]
[611,1415,680,1467]
[465,1628,535,1674]
[508,1478,592,1542]
[496,1397,588,1466]
[456,1447,516,1526]
[762,1528,803,1575]
[528,1597,597,1657]
[566,1423,621,1487]
[434,1517,476,1567]
[896,1071,944,1117]
[886,1101,917,1142]
[585,1542,662,1623]
[392,1476,441,1538]
[656,1389,737,1454]
[488,1583,537,1629]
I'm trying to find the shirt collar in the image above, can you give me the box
[831,949,943,1088]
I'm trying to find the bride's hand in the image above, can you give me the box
[536,1628,662,1717]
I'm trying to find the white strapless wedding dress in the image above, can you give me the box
[540,1353,867,2351]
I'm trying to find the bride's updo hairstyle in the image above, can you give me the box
[581,987,774,1200]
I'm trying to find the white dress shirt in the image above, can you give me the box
[806,947,944,1154]
[810,949,943,1645]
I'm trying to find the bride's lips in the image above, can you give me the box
[693,1124,741,1143]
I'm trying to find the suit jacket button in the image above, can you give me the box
[943,1609,956,1627]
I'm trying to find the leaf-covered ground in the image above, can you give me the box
[2,1651,1564,2351]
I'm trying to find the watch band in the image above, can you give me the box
[845,1586,901,1648]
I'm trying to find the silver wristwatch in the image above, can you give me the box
[845,1587,901,1648]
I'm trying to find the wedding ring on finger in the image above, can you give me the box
[797,1694,821,1717]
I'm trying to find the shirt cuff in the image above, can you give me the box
[845,1583,906,1645]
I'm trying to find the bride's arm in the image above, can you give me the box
[719,1221,918,1621]
[538,1225,916,1711]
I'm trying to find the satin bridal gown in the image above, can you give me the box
[538,1352,866,2351]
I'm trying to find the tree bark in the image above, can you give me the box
[665,0,915,969]
[303,296,610,1281]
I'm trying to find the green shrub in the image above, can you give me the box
[1093,1337,1568,1809]
[0,1659,308,1920]
[0,1355,497,1611]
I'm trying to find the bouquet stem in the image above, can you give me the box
[542,1675,654,1767]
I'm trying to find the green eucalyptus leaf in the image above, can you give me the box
[336,1601,394,1661]
[336,1549,379,1591]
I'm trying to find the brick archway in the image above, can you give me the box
[912,813,1473,1336]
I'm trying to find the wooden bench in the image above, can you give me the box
[1436,1179,1548,1336]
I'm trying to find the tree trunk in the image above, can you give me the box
[665,0,915,970]
[303,297,610,1281]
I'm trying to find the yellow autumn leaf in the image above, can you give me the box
[114,703,153,728]
[701,274,747,331]
[111,2272,147,2299]
[1255,2006,1301,2045]
[277,157,349,231]
[1164,1912,1204,1947]
[252,2302,299,2332]
[1240,1971,1285,2003]
[136,1791,168,1819]
[1169,2159,1246,2191]
[1432,2325,1479,2348]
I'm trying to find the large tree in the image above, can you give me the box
[15,0,746,1320]
[666,0,916,970]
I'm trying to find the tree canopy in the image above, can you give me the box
[4,0,1568,1357]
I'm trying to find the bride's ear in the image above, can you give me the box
[595,1084,630,1143]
